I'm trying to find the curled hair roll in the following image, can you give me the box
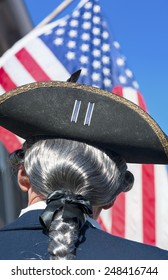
[13,138,134,259]
[9,149,24,174]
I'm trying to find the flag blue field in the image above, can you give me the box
[24,0,168,135]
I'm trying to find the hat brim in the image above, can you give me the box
[0,81,168,164]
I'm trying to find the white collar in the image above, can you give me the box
[19,200,101,229]
[19,200,46,217]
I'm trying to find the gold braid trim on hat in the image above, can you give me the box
[0,81,168,158]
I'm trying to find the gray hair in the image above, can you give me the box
[14,138,134,259]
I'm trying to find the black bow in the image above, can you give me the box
[39,190,93,230]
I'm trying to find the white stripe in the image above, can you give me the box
[155,164,168,249]
[71,100,81,123]
[84,102,95,126]
[100,209,112,232]
[0,16,68,67]
[122,87,138,105]
[125,164,143,242]
[0,85,5,95]
[15,135,25,144]
[3,56,35,86]
[25,38,70,81]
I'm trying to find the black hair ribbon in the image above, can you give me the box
[39,190,93,230]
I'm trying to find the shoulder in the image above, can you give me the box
[76,222,168,260]
[0,209,43,231]
[0,210,49,260]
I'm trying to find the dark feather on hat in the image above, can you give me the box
[66,69,82,83]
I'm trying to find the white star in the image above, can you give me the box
[93,38,101,46]
[92,49,101,57]
[92,60,101,69]
[125,69,133,78]
[55,28,65,35]
[69,30,78,38]
[83,12,91,19]
[85,2,92,9]
[93,27,100,35]
[70,20,79,27]
[80,44,90,52]
[132,81,139,89]
[80,55,88,64]
[102,21,107,28]
[102,43,110,52]
[102,56,110,64]
[103,67,110,75]
[82,22,91,30]
[119,75,127,84]
[66,51,75,60]
[116,57,125,66]
[67,41,76,48]
[104,78,112,87]
[54,38,63,45]
[102,31,109,39]
[81,68,87,75]
[72,10,80,17]
[92,72,100,81]
[113,41,120,49]
[81,33,90,41]
[93,16,100,24]
[93,5,101,13]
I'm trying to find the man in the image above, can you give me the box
[0,75,168,259]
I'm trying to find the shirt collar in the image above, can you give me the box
[19,200,46,217]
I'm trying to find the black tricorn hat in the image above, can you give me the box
[0,79,168,164]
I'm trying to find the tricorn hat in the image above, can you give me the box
[0,78,167,164]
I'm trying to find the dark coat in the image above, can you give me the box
[0,210,168,260]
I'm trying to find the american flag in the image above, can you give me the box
[0,0,168,249]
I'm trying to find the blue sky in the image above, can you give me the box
[24,0,168,135]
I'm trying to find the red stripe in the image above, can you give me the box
[0,67,16,91]
[111,84,126,237]
[0,127,21,153]
[15,48,51,81]
[137,91,147,111]
[142,164,156,245]
[138,91,156,245]
[112,85,123,97]
[112,193,125,237]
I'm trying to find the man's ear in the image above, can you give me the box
[18,166,31,192]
